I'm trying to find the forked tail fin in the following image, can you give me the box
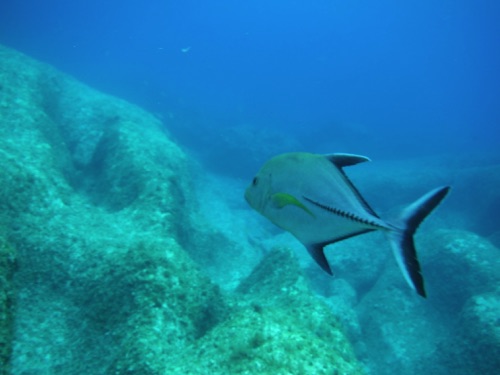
[387,186,450,297]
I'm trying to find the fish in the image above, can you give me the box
[244,152,450,297]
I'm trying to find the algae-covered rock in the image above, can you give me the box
[323,279,362,350]
[435,290,500,375]
[355,273,448,375]
[354,228,500,375]
[0,44,224,374]
[1,45,365,375]
[236,248,364,375]
[420,229,500,313]
[183,171,264,290]
[0,236,16,375]
[162,248,364,375]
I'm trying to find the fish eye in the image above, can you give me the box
[252,177,259,186]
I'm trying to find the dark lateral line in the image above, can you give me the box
[303,196,383,228]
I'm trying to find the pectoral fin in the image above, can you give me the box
[271,193,315,217]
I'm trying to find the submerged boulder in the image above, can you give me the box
[420,229,500,312]
[0,236,16,375]
[157,248,365,375]
[355,269,446,375]
[436,290,500,375]
[0,45,364,375]
[0,44,224,374]
[354,228,500,375]
[234,247,364,375]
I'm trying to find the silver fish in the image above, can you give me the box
[244,152,450,297]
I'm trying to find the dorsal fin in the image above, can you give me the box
[325,153,371,168]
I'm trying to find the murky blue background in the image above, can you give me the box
[1,0,499,161]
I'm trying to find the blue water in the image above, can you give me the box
[1,0,499,162]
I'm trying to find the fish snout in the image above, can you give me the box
[244,186,252,206]
[244,185,261,212]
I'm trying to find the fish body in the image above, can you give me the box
[244,152,450,297]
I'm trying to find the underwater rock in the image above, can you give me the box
[0,236,16,375]
[0,44,224,374]
[323,279,362,349]
[139,248,364,375]
[230,247,364,375]
[323,234,388,297]
[354,228,500,375]
[420,229,500,313]
[184,225,261,290]
[208,124,302,178]
[487,230,500,248]
[0,45,365,375]
[170,119,302,178]
[355,266,447,375]
[453,162,500,237]
[185,171,263,290]
[434,290,500,375]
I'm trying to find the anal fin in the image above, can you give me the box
[306,243,333,275]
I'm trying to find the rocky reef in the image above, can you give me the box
[0,236,16,375]
[0,45,363,375]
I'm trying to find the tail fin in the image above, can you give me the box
[387,186,450,297]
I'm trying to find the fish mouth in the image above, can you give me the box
[244,186,261,211]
